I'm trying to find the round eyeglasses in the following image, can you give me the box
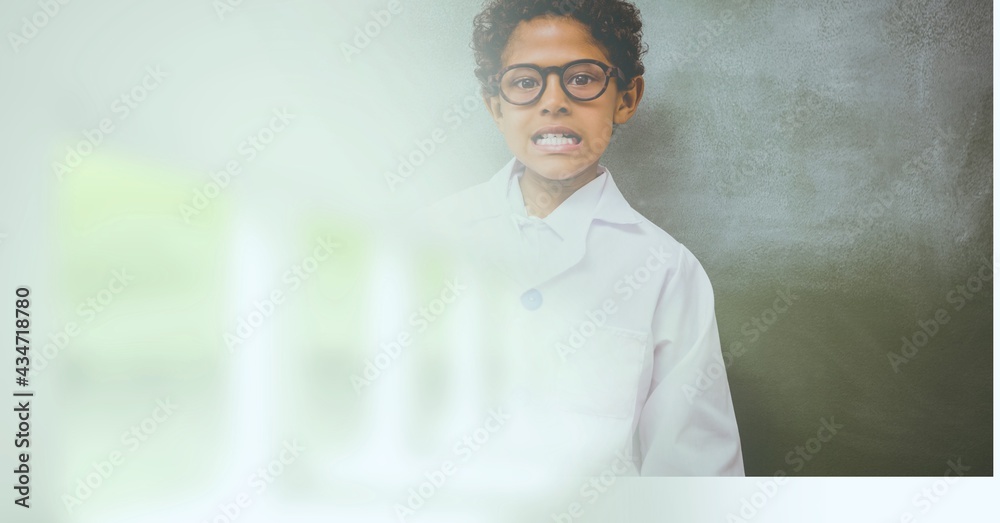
[489,59,625,106]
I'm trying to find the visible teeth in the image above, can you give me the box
[535,133,578,146]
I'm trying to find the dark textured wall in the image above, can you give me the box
[622,0,992,477]
[410,0,993,475]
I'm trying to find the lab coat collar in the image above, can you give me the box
[491,158,645,289]
[507,161,606,242]
[481,157,645,227]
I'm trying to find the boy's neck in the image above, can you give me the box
[519,163,601,219]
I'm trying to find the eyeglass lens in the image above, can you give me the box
[499,62,609,104]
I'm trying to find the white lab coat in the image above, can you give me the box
[410,157,744,479]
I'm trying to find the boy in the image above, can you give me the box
[417,0,744,477]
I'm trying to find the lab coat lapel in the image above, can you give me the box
[463,160,640,291]
[529,231,588,289]
[527,169,643,288]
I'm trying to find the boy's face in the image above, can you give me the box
[485,15,644,182]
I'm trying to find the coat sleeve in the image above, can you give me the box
[637,246,745,476]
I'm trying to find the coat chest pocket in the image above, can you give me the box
[553,326,649,419]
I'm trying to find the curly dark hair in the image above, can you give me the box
[472,0,648,97]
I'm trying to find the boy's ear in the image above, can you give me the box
[613,75,645,125]
[484,94,504,127]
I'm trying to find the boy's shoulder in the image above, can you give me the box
[590,174,710,280]
[617,206,705,270]
[588,171,695,259]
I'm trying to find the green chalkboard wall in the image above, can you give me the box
[407,0,993,475]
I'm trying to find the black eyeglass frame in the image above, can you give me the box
[488,59,626,106]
